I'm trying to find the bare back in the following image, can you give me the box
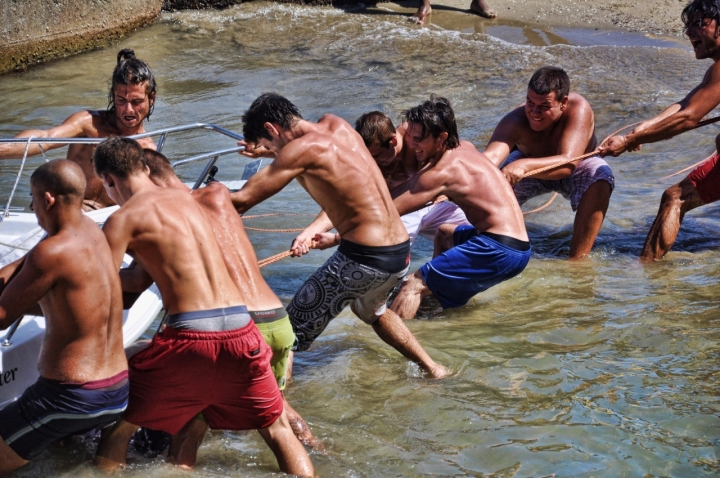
[1,216,126,382]
[192,182,282,311]
[104,184,245,315]
[394,141,528,241]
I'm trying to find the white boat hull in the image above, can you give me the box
[0,207,163,409]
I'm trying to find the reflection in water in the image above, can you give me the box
[1,2,719,476]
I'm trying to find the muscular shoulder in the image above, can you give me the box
[565,92,594,118]
[193,182,232,211]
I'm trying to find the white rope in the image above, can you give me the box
[0,241,31,251]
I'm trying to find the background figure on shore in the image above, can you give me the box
[354,111,470,246]
[600,0,720,261]
[387,95,530,320]
[142,150,323,463]
[0,49,157,210]
[0,160,128,476]
[412,0,496,24]
[483,66,613,259]
[93,138,313,476]
[231,93,448,378]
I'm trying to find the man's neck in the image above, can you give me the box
[108,112,145,137]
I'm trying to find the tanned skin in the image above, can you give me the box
[0,84,156,208]
[0,160,126,476]
[600,13,720,261]
[94,159,313,477]
[484,90,611,259]
[232,110,447,378]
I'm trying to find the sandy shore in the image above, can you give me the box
[376,0,687,38]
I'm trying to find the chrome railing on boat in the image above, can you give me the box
[0,123,247,221]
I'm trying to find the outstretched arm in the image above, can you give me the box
[0,247,55,330]
[391,168,448,217]
[0,111,91,160]
[290,211,333,256]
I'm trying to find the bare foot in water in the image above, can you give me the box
[427,363,451,379]
[470,0,496,19]
[411,3,432,24]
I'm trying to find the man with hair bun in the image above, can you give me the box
[0,159,129,475]
[600,0,720,261]
[484,66,614,259]
[386,95,531,321]
[0,48,158,210]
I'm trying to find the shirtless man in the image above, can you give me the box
[386,96,531,320]
[92,138,313,476]
[142,150,322,462]
[0,48,157,210]
[484,66,614,259]
[355,111,469,245]
[600,0,720,262]
[412,0,496,25]
[231,93,447,378]
[0,160,128,475]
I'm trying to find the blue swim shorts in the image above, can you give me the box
[419,226,531,309]
[0,371,129,460]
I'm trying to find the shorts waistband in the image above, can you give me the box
[159,319,258,341]
[55,370,129,390]
[249,307,288,323]
[338,238,411,273]
[167,305,249,323]
[481,232,531,251]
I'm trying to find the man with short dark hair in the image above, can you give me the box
[0,160,129,475]
[354,111,469,246]
[0,49,157,210]
[231,93,448,379]
[387,96,531,321]
[93,138,313,476]
[484,66,614,259]
[600,0,720,261]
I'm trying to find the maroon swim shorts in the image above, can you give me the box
[688,152,720,204]
[123,321,283,435]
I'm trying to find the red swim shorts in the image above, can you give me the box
[688,152,720,204]
[123,321,283,435]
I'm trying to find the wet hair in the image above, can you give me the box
[30,159,86,204]
[242,93,303,143]
[400,95,460,149]
[143,149,176,182]
[107,48,157,120]
[528,66,570,102]
[355,111,396,148]
[682,0,720,29]
[93,137,146,179]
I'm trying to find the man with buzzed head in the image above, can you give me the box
[354,111,469,247]
[386,96,531,322]
[231,93,448,379]
[93,138,313,476]
[0,160,128,475]
[483,66,614,259]
[600,0,720,261]
[141,150,322,464]
[0,48,157,210]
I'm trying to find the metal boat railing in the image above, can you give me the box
[0,123,247,220]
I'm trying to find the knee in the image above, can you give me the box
[660,184,683,207]
[434,224,456,247]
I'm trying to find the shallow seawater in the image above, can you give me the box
[1,2,719,476]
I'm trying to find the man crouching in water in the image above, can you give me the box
[141,150,323,464]
[93,138,313,476]
[0,160,128,476]
[0,48,157,210]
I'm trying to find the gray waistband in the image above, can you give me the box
[166,305,251,332]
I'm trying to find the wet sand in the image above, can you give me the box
[377,0,686,37]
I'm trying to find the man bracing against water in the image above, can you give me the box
[142,150,323,463]
[354,111,470,246]
[483,66,614,259]
[93,138,313,476]
[386,96,531,321]
[0,49,157,210]
[231,93,448,379]
[0,160,128,476]
[600,0,720,261]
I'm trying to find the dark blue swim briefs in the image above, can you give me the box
[0,371,128,460]
[419,226,531,308]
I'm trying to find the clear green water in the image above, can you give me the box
[1,2,718,476]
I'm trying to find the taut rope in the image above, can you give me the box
[258,239,318,268]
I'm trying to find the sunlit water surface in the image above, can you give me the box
[1,3,719,476]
